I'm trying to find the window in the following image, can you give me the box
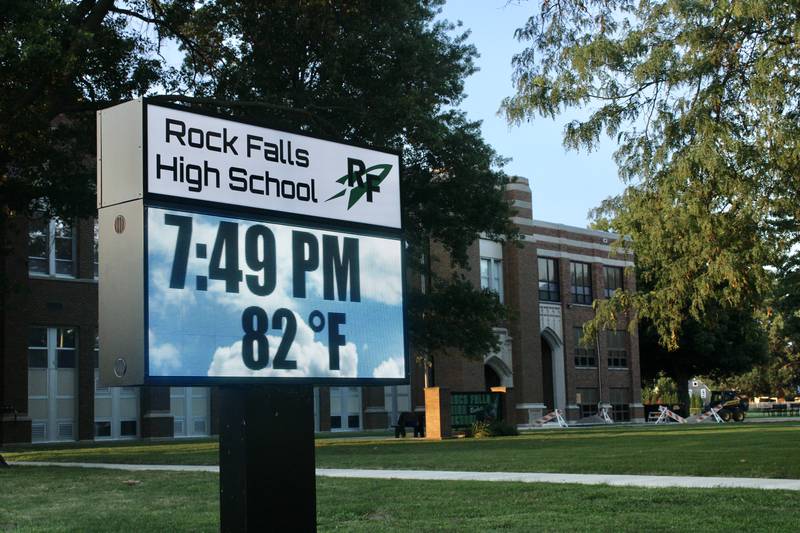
[607,330,628,368]
[120,420,138,437]
[28,218,49,275]
[29,327,76,368]
[610,388,631,421]
[570,262,592,304]
[329,387,361,431]
[28,327,48,368]
[170,387,209,437]
[55,328,77,368]
[28,217,76,277]
[538,258,560,302]
[480,257,504,303]
[384,385,412,427]
[604,266,623,298]
[573,327,596,367]
[94,421,112,438]
[93,219,99,279]
[576,388,598,418]
[94,332,109,394]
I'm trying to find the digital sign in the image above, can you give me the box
[97,99,407,385]
[146,206,405,380]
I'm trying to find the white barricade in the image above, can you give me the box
[533,409,569,428]
[691,404,724,423]
[654,405,687,424]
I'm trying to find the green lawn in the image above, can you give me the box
[1,466,799,532]
[4,423,800,479]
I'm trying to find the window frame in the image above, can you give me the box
[573,326,597,368]
[28,217,77,279]
[570,261,593,305]
[538,257,560,302]
[610,388,631,421]
[480,257,504,303]
[607,330,628,369]
[603,266,623,298]
[576,387,599,418]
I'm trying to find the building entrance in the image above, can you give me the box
[27,327,77,442]
[330,387,362,431]
[484,365,502,390]
[541,337,555,411]
[170,387,210,437]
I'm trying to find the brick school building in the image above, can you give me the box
[0,177,642,444]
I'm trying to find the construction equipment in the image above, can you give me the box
[706,391,749,422]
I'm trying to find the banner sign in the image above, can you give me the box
[450,392,504,429]
[146,105,401,229]
[97,99,407,385]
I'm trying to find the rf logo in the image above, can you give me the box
[326,157,392,209]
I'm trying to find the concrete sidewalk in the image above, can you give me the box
[11,461,800,491]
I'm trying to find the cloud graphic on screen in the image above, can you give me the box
[371,356,405,378]
[149,331,181,372]
[148,209,402,312]
[304,234,402,306]
[207,313,358,378]
[149,210,298,315]
[358,238,402,305]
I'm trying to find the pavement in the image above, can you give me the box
[10,461,800,491]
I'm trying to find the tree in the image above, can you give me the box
[719,260,800,398]
[502,1,799,360]
[0,0,173,221]
[638,304,767,401]
[1,1,517,371]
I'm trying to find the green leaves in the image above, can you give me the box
[1,1,519,365]
[505,0,800,351]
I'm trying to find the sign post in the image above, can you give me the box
[97,98,408,531]
[218,385,316,531]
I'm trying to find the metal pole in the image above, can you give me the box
[219,385,316,532]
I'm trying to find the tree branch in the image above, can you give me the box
[109,6,159,24]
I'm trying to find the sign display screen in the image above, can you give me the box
[146,205,406,381]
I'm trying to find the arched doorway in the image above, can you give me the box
[484,354,513,390]
[541,327,567,412]
[541,337,555,410]
[484,364,502,390]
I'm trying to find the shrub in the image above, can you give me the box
[469,420,519,438]
[690,394,702,409]
[641,371,680,405]
[471,421,491,438]
[487,421,519,437]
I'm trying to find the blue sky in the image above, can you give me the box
[439,1,624,228]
